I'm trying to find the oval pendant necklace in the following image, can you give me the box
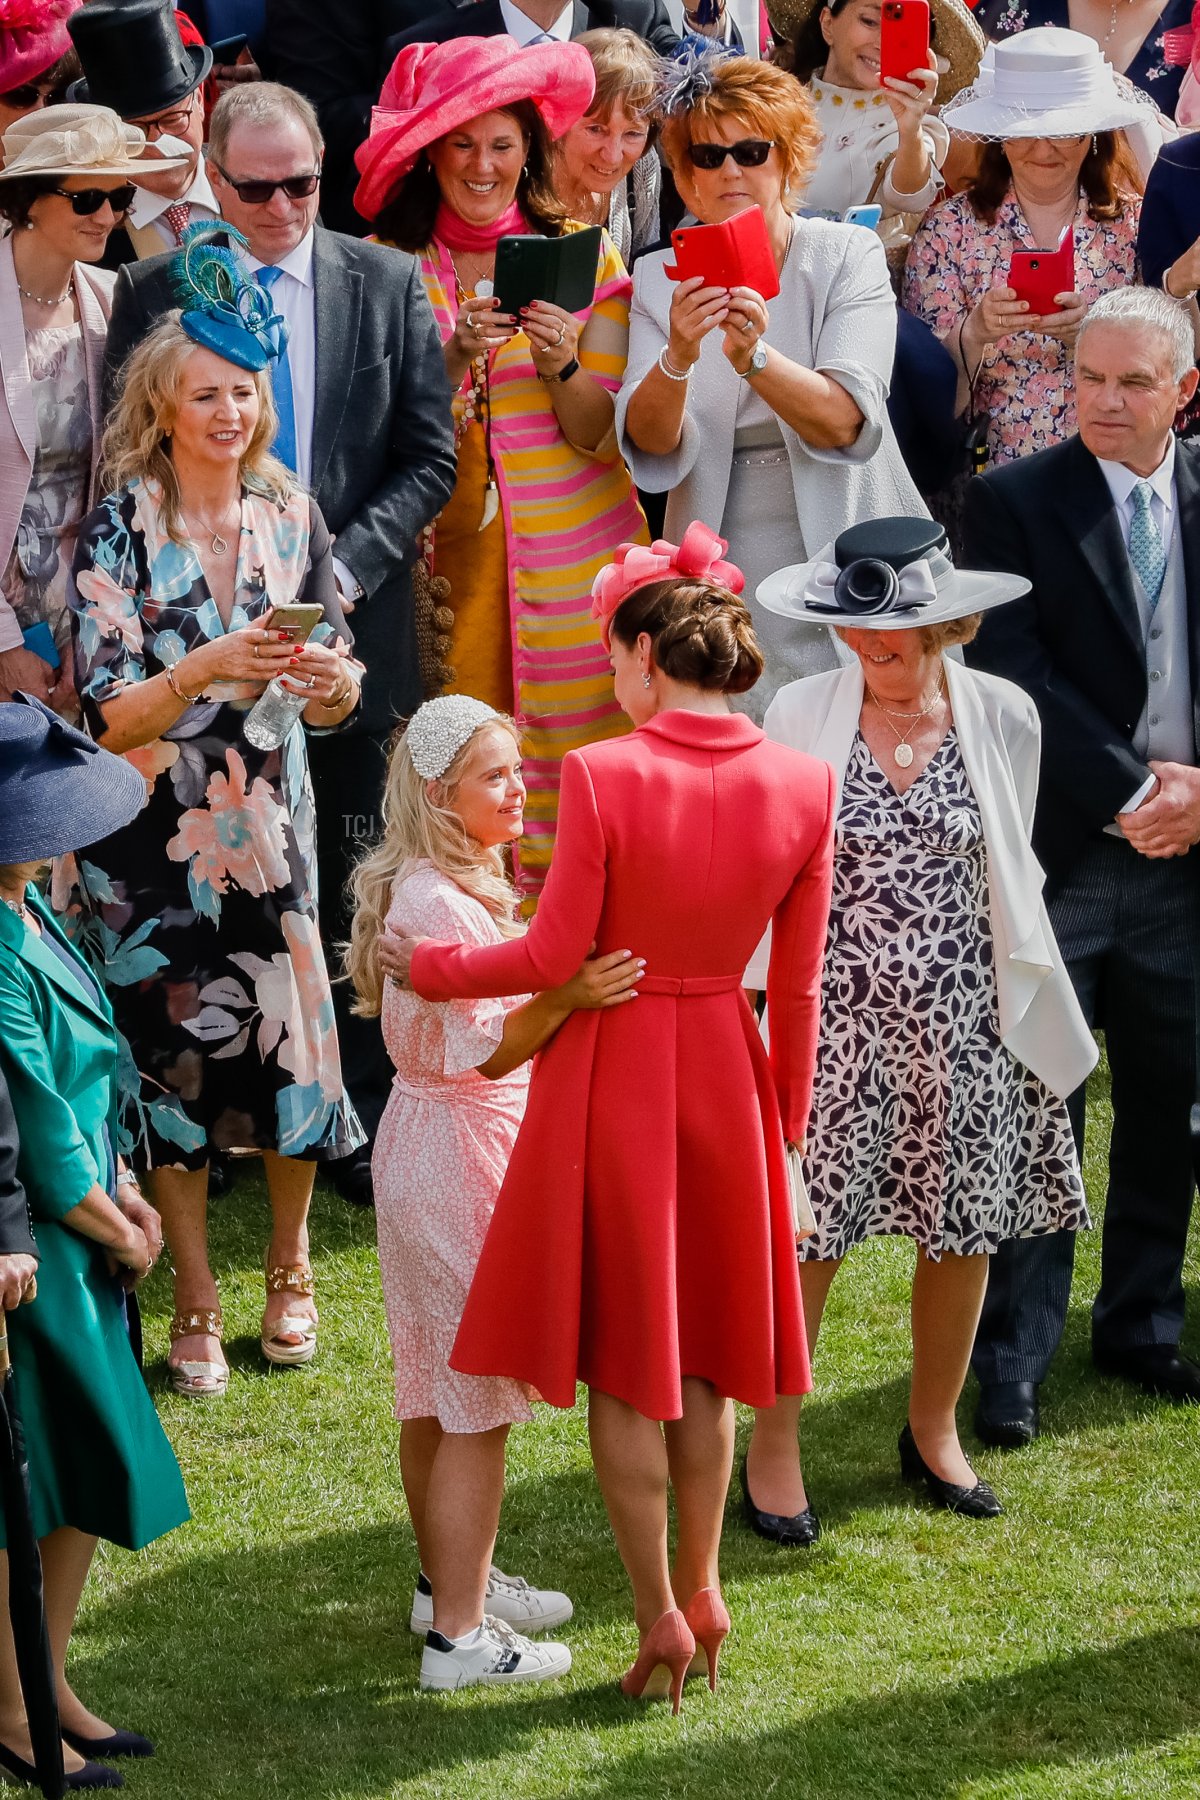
[867,674,944,768]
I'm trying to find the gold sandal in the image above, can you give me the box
[262,1263,318,1367]
[168,1308,228,1398]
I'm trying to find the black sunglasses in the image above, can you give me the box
[0,82,54,110]
[686,138,776,170]
[213,164,321,204]
[50,184,137,216]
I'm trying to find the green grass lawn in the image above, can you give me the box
[72,1063,1200,1800]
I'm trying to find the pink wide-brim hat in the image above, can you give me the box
[353,35,596,223]
[0,0,81,92]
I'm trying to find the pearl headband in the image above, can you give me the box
[404,696,503,780]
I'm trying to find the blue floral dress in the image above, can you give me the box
[68,478,365,1171]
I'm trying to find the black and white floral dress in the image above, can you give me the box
[802,730,1089,1262]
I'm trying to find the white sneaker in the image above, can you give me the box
[409,1565,574,1635]
[419,1615,572,1691]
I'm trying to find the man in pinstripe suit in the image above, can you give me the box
[962,289,1200,1446]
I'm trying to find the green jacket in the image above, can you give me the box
[0,887,120,1220]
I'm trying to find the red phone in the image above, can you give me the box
[663,205,781,302]
[879,0,930,87]
[1008,229,1075,317]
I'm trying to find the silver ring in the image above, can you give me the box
[740,319,754,335]
[253,643,261,658]
[553,325,566,347]
[304,676,316,689]
[536,342,552,356]
[466,313,479,333]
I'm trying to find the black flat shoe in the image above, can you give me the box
[898,1424,1003,1519]
[975,1380,1040,1449]
[62,1727,154,1760]
[1092,1343,1200,1403]
[739,1455,820,1546]
[0,1740,123,1789]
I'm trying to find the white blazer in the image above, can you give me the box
[614,215,926,548]
[0,233,115,653]
[746,658,1098,1100]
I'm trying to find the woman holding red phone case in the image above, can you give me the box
[903,28,1145,468]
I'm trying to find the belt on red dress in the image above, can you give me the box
[635,973,744,997]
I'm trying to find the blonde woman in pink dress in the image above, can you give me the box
[347,694,641,1693]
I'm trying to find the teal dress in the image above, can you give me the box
[0,890,189,1550]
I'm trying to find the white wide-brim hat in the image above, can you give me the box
[942,25,1156,140]
[0,103,187,182]
[757,518,1030,631]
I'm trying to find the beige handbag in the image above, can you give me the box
[787,1144,817,1242]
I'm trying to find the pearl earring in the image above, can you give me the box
[642,672,651,689]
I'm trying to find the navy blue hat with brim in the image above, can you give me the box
[0,696,147,864]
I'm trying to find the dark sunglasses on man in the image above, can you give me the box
[49,184,137,215]
[212,165,321,204]
[686,139,776,170]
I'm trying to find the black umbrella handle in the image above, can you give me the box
[0,1278,37,1379]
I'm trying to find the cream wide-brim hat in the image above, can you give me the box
[0,102,187,182]
[941,25,1156,139]
[767,0,986,105]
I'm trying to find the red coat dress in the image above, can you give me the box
[411,709,836,1421]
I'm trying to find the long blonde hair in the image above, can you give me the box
[345,716,524,1018]
[101,312,293,543]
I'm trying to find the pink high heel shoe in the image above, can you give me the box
[620,1609,695,1716]
[684,1588,731,1690]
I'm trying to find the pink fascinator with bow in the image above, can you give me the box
[591,521,744,648]
[1164,3,1200,127]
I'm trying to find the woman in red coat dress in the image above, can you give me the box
[383,524,835,1710]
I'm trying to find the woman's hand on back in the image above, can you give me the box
[553,946,644,1012]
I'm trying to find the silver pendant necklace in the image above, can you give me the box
[183,505,237,557]
[867,674,944,769]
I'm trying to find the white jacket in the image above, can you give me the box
[745,658,1098,1100]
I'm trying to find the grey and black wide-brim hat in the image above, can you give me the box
[757,518,1030,632]
[0,694,146,863]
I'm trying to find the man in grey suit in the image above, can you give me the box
[105,83,457,1205]
[963,288,1200,1443]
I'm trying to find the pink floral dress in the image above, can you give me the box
[373,864,535,1431]
[66,478,363,1169]
[902,188,1140,465]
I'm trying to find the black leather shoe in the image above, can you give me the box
[327,1149,374,1208]
[739,1455,820,1546]
[207,1150,233,1199]
[1093,1343,1200,1402]
[898,1424,1003,1519]
[0,1739,123,1789]
[974,1380,1040,1449]
[62,1728,154,1760]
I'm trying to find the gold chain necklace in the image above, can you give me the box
[865,674,944,769]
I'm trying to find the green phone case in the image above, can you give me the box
[493,227,603,317]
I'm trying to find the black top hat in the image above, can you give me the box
[68,0,213,121]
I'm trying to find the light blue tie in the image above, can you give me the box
[1129,480,1167,610]
[256,265,297,474]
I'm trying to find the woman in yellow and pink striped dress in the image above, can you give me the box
[355,36,648,902]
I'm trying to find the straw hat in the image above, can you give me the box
[0,101,186,181]
[354,35,596,222]
[941,26,1156,139]
[757,519,1029,631]
[0,0,81,93]
[766,0,986,106]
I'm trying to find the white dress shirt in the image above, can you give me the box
[127,153,220,250]
[1098,436,1177,816]
[500,0,573,41]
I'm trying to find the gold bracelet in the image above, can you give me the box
[320,677,354,712]
[165,663,202,705]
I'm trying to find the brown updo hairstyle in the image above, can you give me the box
[609,577,764,695]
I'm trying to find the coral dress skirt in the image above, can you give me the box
[411,711,836,1422]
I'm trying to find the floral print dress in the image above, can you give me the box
[68,478,364,1170]
[903,187,1139,466]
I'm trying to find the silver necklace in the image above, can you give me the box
[0,895,29,922]
[866,675,944,769]
[183,503,238,556]
[17,275,75,307]
[1105,0,1160,42]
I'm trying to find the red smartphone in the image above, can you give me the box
[1008,229,1075,317]
[663,206,781,302]
[879,0,930,87]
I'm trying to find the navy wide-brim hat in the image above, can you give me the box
[0,695,147,864]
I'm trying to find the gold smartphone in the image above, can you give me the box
[265,602,324,646]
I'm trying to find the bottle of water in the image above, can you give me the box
[243,678,308,751]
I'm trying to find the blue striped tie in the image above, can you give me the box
[256,265,297,474]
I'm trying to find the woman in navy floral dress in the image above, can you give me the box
[69,266,364,1396]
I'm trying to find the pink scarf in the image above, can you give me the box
[433,198,528,252]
